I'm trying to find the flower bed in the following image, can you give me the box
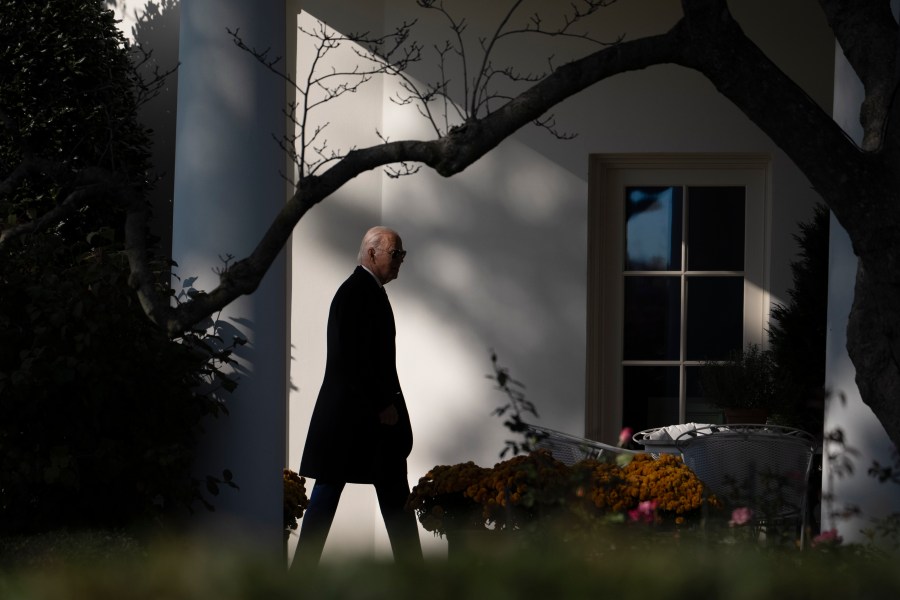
[406,450,718,538]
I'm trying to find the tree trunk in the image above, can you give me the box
[846,252,900,450]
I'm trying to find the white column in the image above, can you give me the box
[823,5,900,544]
[172,0,287,556]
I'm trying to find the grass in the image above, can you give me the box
[1,527,898,599]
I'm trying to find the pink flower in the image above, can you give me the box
[729,507,753,527]
[618,427,634,447]
[812,528,843,547]
[628,500,658,523]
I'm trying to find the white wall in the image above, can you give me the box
[284,0,396,561]
[287,0,835,561]
[112,0,840,560]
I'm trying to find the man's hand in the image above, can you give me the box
[379,404,399,425]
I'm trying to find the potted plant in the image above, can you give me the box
[699,343,778,424]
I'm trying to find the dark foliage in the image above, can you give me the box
[487,351,547,458]
[0,0,233,534]
[700,343,779,412]
[767,203,830,435]
[698,204,829,433]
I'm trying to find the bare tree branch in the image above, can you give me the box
[471,0,526,116]
[162,2,900,454]
[673,1,880,247]
[127,42,179,108]
[10,1,900,450]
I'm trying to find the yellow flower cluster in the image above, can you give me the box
[407,451,574,535]
[283,469,309,531]
[622,453,709,514]
[466,452,568,507]
[582,454,714,518]
[406,461,489,534]
[580,461,630,512]
[467,451,571,522]
[408,451,716,536]
[408,461,489,501]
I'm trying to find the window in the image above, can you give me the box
[586,155,770,443]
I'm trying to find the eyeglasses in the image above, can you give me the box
[386,248,407,260]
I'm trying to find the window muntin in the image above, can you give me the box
[622,185,745,431]
[587,155,769,444]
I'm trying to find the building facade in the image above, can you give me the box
[112,0,898,560]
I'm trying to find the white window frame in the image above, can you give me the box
[586,154,772,443]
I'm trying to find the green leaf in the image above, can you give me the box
[616,454,634,468]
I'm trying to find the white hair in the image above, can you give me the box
[357,226,397,263]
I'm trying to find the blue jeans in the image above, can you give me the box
[292,476,423,569]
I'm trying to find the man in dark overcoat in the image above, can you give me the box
[293,226,422,568]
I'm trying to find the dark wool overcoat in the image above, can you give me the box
[299,266,413,483]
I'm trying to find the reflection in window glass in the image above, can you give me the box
[684,366,725,424]
[624,276,681,361]
[623,366,680,432]
[687,187,744,271]
[686,276,743,361]
[625,187,683,271]
[614,180,750,434]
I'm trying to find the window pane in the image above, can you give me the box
[624,276,681,360]
[685,276,743,360]
[687,186,744,271]
[623,366,680,432]
[625,186,683,271]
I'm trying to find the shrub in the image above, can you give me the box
[2,533,899,600]
[0,0,232,534]
[699,343,779,412]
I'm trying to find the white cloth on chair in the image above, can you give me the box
[644,422,715,441]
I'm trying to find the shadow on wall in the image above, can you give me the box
[298,154,588,467]
[108,0,181,259]
[283,5,591,465]
[112,2,588,467]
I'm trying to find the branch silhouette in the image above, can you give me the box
[6,0,900,451]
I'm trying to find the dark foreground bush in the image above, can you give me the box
[0,531,897,600]
[1,0,234,533]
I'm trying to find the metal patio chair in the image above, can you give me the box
[675,424,817,546]
[524,423,641,466]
